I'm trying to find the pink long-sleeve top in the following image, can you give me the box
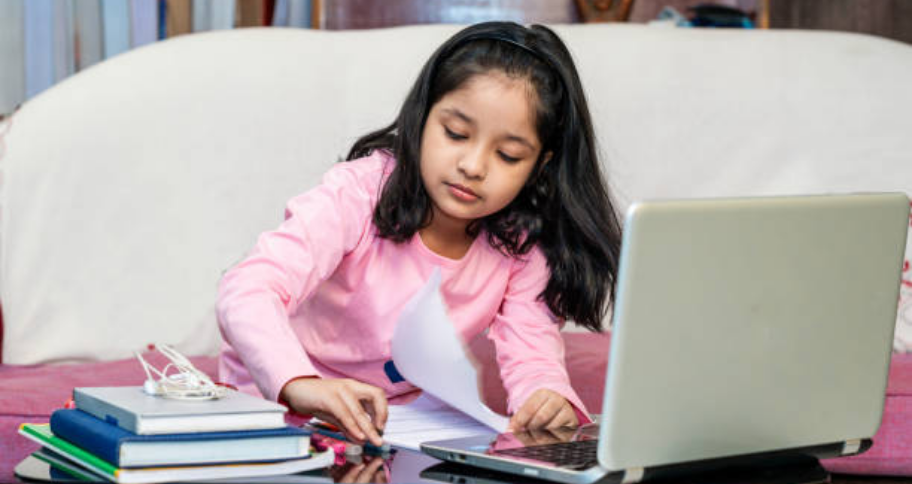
[216,151,588,417]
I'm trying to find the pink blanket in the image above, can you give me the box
[1,335,909,481]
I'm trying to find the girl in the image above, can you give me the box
[216,21,622,448]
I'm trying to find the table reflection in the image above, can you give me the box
[15,444,833,484]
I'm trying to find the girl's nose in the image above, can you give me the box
[457,148,487,179]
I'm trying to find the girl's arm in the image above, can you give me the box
[488,247,592,428]
[216,157,384,403]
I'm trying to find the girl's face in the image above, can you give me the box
[420,71,546,232]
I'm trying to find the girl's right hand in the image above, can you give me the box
[280,377,388,447]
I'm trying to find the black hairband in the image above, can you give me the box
[441,31,563,81]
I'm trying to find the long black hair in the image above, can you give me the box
[347,22,622,332]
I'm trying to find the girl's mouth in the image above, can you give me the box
[446,183,480,201]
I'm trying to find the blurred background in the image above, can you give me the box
[1,0,911,116]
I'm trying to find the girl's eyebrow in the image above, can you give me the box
[441,107,474,125]
[441,107,536,150]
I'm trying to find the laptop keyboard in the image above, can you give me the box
[493,439,599,470]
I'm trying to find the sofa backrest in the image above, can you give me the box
[2,25,911,364]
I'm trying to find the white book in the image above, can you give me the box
[74,386,288,435]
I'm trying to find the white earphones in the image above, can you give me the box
[136,344,227,400]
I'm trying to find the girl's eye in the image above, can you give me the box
[498,151,521,163]
[444,127,467,141]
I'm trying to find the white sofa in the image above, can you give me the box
[2,24,911,364]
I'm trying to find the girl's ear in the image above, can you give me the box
[541,151,553,166]
[527,151,553,186]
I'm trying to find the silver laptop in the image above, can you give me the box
[421,193,909,484]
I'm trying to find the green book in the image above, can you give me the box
[32,447,103,482]
[18,423,335,484]
[20,423,118,479]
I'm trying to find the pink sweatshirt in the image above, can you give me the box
[216,151,588,417]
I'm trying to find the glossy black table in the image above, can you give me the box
[16,447,911,484]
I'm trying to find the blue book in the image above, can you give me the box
[101,0,131,58]
[24,0,54,99]
[131,0,158,47]
[287,0,312,27]
[50,409,312,468]
[210,0,236,29]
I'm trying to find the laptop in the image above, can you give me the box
[421,193,909,484]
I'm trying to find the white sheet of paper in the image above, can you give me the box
[391,268,509,436]
[382,393,494,451]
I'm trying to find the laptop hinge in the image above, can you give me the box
[841,439,862,455]
[621,467,645,484]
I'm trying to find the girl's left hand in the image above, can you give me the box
[508,389,579,431]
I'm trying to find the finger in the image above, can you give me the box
[328,394,368,442]
[551,425,578,442]
[367,387,389,432]
[375,459,390,484]
[341,390,384,446]
[544,404,577,430]
[340,463,366,483]
[509,391,547,431]
[357,456,386,484]
[355,383,389,433]
[527,429,549,446]
[526,394,565,430]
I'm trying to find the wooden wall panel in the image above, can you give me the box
[768,0,912,45]
[314,0,579,29]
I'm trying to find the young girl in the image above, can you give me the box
[216,21,622,448]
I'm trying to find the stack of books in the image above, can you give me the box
[19,386,333,483]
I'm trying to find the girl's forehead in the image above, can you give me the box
[459,70,534,94]
[433,72,541,145]
[440,72,537,114]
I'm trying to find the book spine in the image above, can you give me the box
[51,410,124,467]
[165,0,191,37]
[101,0,131,58]
[74,389,140,434]
[0,0,25,114]
[130,0,157,47]
[210,0,235,29]
[191,0,211,31]
[24,0,55,99]
[32,449,107,482]
[18,424,118,478]
[73,0,103,71]
[51,0,75,83]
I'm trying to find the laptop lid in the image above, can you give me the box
[598,192,908,471]
[421,193,908,483]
